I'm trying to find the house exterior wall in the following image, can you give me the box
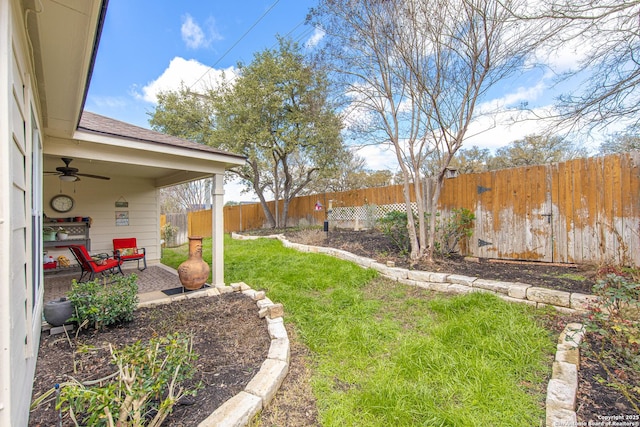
[0,1,44,425]
[43,176,161,264]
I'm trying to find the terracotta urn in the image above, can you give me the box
[178,236,210,290]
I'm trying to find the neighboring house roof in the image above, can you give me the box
[78,111,246,161]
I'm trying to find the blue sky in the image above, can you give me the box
[86,0,318,201]
[87,0,317,130]
[85,1,611,202]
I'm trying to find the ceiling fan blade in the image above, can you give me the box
[44,171,61,175]
[76,173,110,180]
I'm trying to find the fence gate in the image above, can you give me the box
[466,165,554,262]
[439,153,640,266]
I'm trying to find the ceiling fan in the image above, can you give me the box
[45,157,111,182]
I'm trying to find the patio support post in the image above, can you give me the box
[211,174,225,286]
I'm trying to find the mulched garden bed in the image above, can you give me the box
[29,292,270,427]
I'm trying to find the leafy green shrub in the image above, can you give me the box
[68,274,139,330]
[57,333,200,427]
[377,208,475,256]
[161,223,179,247]
[377,210,411,255]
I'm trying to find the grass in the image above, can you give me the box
[162,235,558,426]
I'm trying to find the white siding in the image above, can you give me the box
[43,176,161,263]
[1,2,42,425]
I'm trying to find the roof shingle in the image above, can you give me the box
[78,111,245,160]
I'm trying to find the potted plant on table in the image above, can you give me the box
[43,227,56,242]
[56,227,69,240]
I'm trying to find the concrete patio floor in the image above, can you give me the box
[43,263,186,304]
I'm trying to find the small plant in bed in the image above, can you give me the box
[32,274,202,426]
[32,333,200,427]
[68,274,138,330]
[579,267,640,420]
[62,334,199,427]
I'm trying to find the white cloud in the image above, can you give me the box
[181,14,223,50]
[224,178,261,204]
[352,144,399,171]
[91,95,128,109]
[181,14,208,49]
[464,107,556,151]
[477,81,547,114]
[305,27,325,49]
[135,57,237,104]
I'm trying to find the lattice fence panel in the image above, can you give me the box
[329,203,418,224]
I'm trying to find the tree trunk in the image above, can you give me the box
[399,167,420,261]
[256,193,276,228]
[413,172,428,261]
[425,174,444,263]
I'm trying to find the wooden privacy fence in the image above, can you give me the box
[222,184,412,232]
[170,152,640,267]
[160,210,212,245]
[160,213,189,247]
[438,152,640,267]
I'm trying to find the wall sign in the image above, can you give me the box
[115,196,128,208]
[115,211,129,226]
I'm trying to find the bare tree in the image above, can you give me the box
[520,1,640,132]
[160,179,212,213]
[311,0,543,261]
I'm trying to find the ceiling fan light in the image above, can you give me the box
[59,175,77,182]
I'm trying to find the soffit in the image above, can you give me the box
[23,0,105,137]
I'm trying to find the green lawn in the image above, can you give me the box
[162,236,556,426]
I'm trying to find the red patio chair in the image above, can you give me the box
[112,238,147,271]
[68,245,123,282]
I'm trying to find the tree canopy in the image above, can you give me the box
[524,1,640,133]
[599,130,640,155]
[310,0,544,261]
[209,38,344,227]
[150,38,345,227]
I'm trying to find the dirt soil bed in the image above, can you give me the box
[283,228,598,293]
[29,293,270,427]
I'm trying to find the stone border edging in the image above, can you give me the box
[232,232,598,314]
[232,232,594,426]
[546,323,585,427]
[138,282,289,427]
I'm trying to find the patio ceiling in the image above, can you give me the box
[43,155,208,187]
[44,123,245,188]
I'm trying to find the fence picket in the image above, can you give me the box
[158,153,640,267]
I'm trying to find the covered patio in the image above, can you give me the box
[43,111,246,291]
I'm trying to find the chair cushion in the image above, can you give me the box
[119,247,137,256]
[95,258,121,271]
[120,253,144,260]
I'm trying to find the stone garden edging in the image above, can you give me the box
[232,232,595,426]
[138,282,290,427]
[546,323,585,427]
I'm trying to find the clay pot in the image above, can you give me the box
[178,236,210,290]
[43,298,73,326]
